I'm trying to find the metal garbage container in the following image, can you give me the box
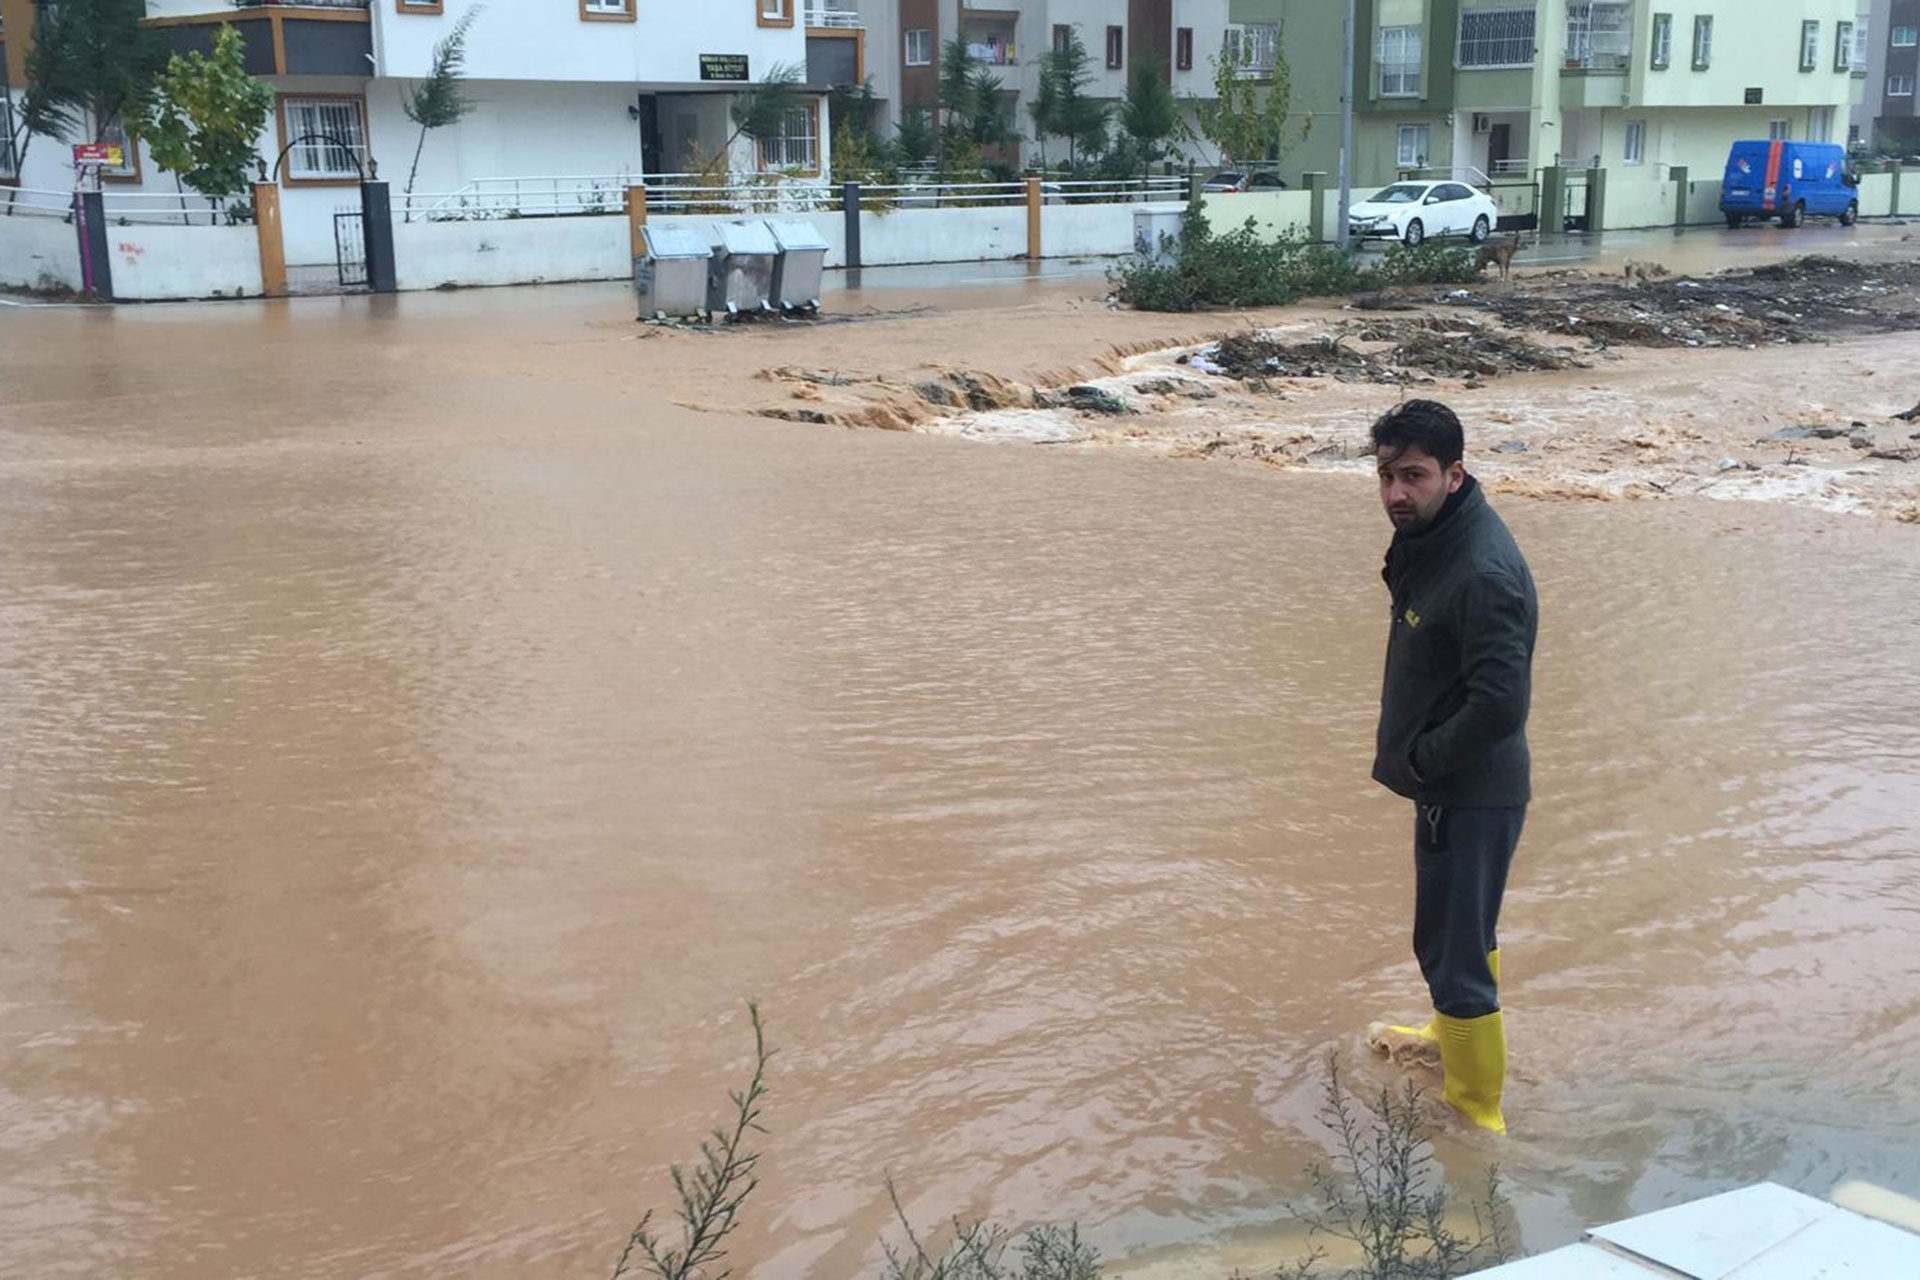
[1132,202,1189,266]
[706,219,780,318]
[634,224,713,321]
[766,218,830,314]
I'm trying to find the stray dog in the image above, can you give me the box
[1624,260,1671,286]
[1474,234,1522,281]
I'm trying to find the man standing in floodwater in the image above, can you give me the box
[1367,400,1538,1135]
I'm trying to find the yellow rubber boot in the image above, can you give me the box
[1434,1009,1507,1134]
[1384,949,1502,1044]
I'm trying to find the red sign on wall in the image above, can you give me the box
[72,143,126,167]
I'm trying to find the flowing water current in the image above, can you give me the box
[1,293,1917,1278]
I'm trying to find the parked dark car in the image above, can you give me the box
[1202,170,1289,194]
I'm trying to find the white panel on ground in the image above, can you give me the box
[1588,1183,1836,1277]
[1720,1210,1920,1277]
[1472,1242,1666,1277]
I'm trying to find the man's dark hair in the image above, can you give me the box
[1371,399,1465,469]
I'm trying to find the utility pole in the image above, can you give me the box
[1344,0,1359,249]
[1337,0,1355,250]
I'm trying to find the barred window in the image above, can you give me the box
[285,98,367,181]
[1379,25,1422,96]
[759,104,819,173]
[1457,7,1536,69]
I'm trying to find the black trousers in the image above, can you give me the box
[1413,803,1525,1019]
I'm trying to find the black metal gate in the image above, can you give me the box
[334,206,367,287]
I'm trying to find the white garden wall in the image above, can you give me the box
[0,213,84,293]
[394,214,629,291]
[1604,177,1677,231]
[107,223,263,300]
[1855,173,1893,218]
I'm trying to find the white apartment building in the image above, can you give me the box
[2,0,860,263]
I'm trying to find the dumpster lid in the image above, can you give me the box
[765,218,831,252]
[711,219,780,255]
[641,225,712,259]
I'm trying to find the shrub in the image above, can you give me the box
[1113,202,1488,312]
[1368,242,1483,287]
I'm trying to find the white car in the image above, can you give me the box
[1347,181,1502,247]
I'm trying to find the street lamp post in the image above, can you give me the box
[1337,0,1356,250]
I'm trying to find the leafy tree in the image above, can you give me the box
[1194,38,1309,170]
[13,0,167,184]
[140,26,273,223]
[934,39,1014,173]
[1029,31,1109,171]
[1118,63,1182,181]
[893,105,936,170]
[401,6,480,211]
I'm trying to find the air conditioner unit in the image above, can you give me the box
[1472,113,1493,134]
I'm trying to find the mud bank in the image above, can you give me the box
[738,255,1920,522]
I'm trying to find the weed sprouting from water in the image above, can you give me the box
[610,1003,773,1280]
[615,1014,1509,1279]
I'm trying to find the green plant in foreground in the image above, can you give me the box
[610,1003,773,1280]
[613,1011,1508,1280]
[1287,1054,1511,1280]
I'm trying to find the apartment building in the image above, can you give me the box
[1273,1,1865,188]
[1856,0,1919,150]
[857,0,1234,168]
[1,0,861,260]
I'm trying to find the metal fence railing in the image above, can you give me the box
[399,174,1193,221]
[0,186,244,223]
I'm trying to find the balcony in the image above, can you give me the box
[960,11,1018,67]
[1225,23,1280,78]
[803,0,861,30]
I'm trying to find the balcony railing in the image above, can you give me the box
[803,0,861,29]
[1225,23,1280,77]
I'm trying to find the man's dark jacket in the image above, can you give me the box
[1373,475,1537,807]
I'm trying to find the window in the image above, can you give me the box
[1892,74,1917,97]
[1800,20,1819,72]
[1457,7,1536,69]
[758,0,793,28]
[1624,119,1645,165]
[397,0,444,13]
[1768,118,1790,141]
[760,103,819,172]
[581,0,632,18]
[1565,3,1629,68]
[1650,12,1671,69]
[1893,27,1918,48]
[905,27,931,66]
[282,97,367,182]
[95,115,140,182]
[1379,25,1422,96]
[1809,105,1833,142]
[1397,124,1431,167]
[1176,27,1193,70]
[1853,20,1870,71]
[1106,25,1123,69]
[1835,22,1853,71]
[1691,15,1712,69]
[1052,24,1070,55]
[1224,22,1281,76]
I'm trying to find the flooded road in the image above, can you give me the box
[1,289,1918,1279]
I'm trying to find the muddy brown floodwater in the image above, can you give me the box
[1,269,1918,1280]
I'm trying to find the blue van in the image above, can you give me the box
[1720,141,1860,228]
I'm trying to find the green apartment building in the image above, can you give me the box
[1268,1,1863,196]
